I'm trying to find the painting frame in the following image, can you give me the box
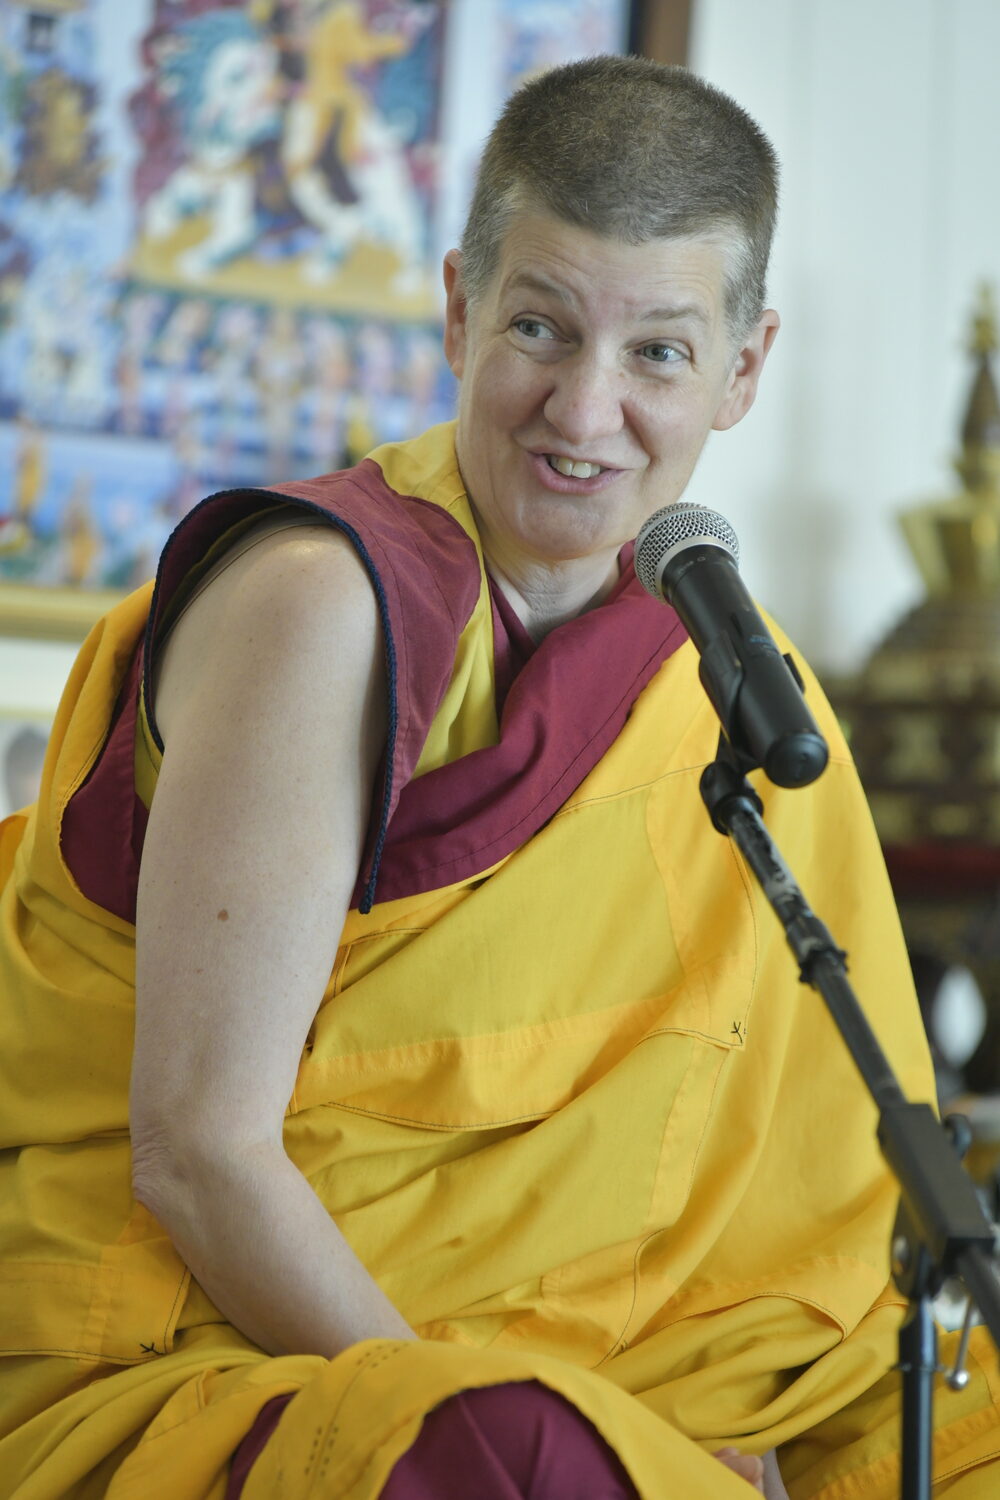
[628,0,692,64]
[0,579,125,641]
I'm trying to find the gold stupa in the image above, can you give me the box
[838,285,1000,848]
[827,287,1000,1098]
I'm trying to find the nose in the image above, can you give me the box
[542,349,626,447]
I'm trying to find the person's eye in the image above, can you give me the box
[512,318,557,341]
[640,342,686,364]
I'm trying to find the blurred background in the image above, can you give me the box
[2,0,1000,1124]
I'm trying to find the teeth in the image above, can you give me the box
[548,455,603,478]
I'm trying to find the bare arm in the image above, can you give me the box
[130,525,414,1358]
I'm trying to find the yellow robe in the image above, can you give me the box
[1,425,998,1498]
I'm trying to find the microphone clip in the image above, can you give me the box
[700,733,764,836]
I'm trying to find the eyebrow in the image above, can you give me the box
[502,271,574,304]
[500,271,711,327]
[639,304,711,328]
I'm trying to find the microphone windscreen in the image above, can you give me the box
[635,503,740,600]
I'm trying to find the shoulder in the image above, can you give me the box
[213,518,379,629]
[153,519,383,749]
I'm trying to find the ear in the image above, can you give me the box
[443,249,469,379]
[711,309,780,432]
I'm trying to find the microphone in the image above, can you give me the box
[634,503,829,788]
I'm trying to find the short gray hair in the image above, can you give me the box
[460,55,779,343]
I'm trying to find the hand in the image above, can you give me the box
[714,1447,789,1498]
[713,1448,764,1492]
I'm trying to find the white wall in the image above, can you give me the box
[0,637,77,719]
[685,0,1000,674]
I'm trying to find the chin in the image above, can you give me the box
[530,529,626,571]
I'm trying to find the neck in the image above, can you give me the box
[483,550,621,643]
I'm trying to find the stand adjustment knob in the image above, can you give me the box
[944,1299,977,1391]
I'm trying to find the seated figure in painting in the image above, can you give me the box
[142,3,425,293]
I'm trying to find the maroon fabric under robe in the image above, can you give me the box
[225,1381,640,1499]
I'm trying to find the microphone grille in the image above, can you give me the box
[634,503,740,599]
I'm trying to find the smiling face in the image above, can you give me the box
[444,212,778,612]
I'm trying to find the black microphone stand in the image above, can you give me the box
[700,734,1000,1500]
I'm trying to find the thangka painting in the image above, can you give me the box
[498,0,629,96]
[0,0,452,616]
[0,0,629,631]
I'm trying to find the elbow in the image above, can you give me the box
[129,1094,217,1229]
[130,1108,284,1227]
[130,1121,191,1227]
